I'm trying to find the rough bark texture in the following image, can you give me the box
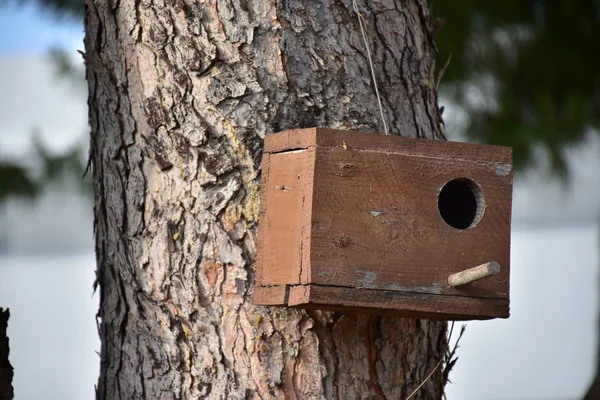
[0,308,13,400]
[84,0,448,398]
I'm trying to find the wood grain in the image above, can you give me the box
[255,128,513,320]
[86,0,451,397]
[300,285,509,320]
[257,148,315,285]
[264,128,512,165]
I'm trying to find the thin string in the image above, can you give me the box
[405,321,455,399]
[405,357,444,400]
[352,0,389,135]
[349,5,452,397]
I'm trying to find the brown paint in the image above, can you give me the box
[254,128,513,320]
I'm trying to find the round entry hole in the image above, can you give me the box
[438,178,484,230]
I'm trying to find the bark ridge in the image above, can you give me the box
[84,0,448,398]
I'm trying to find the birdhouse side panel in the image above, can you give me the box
[256,148,316,286]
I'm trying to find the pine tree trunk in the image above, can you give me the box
[84,0,448,398]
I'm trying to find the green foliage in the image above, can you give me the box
[0,163,39,203]
[0,138,91,204]
[0,1,87,203]
[432,0,600,174]
[48,46,86,89]
[2,0,599,202]
[32,135,90,189]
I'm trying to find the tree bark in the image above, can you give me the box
[583,226,600,400]
[0,308,13,400]
[84,0,448,398]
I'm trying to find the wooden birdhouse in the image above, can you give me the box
[253,128,513,320]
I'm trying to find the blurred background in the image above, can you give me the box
[0,1,599,399]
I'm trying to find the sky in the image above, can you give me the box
[0,1,83,55]
[0,2,87,156]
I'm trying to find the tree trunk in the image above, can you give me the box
[584,352,600,398]
[84,0,448,398]
[0,308,13,400]
[583,227,600,400]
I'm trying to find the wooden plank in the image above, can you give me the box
[295,284,509,320]
[264,127,512,164]
[313,128,513,165]
[309,145,512,300]
[253,285,287,306]
[288,285,310,306]
[259,148,315,285]
[264,128,318,153]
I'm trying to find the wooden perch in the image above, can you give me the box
[448,262,500,287]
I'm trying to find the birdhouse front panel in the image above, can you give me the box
[254,128,514,320]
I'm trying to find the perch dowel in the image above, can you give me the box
[254,128,513,320]
[448,261,500,287]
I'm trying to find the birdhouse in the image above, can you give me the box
[253,128,513,320]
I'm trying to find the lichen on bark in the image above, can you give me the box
[84,0,448,398]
